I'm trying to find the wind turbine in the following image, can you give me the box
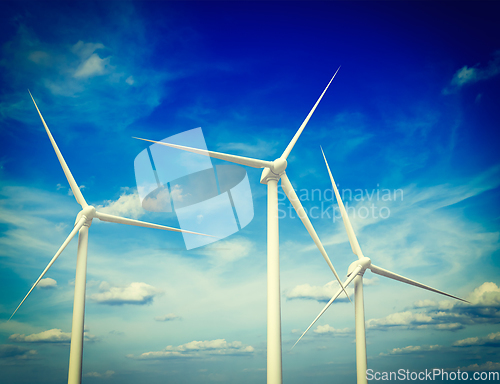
[134,69,349,384]
[10,92,211,384]
[292,147,469,384]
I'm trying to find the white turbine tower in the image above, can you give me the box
[134,69,349,384]
[292,147,469,384]
[9,92,211,384]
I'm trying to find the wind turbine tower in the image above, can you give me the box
[10,92,210,384]
[292,148,468,384]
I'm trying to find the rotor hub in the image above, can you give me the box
[75,205,96,227]
[347,257,371,277]
[271,158,287,175]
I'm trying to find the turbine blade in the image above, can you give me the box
[9,217,87,321]
[95,211,216,237]
[281,67,340,160]
[281,173,350,302]
[133,137,272,169]
[369,264,469,303]
[321,147,363,259]
[28,91,87,208]
[292,265,361,349]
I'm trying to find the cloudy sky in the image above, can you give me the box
[1,1,499,383]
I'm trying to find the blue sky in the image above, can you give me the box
[1,1,500,383]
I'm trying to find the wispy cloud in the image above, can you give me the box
[9,328,71,343]
[84,370,115,378]
[71,41,112,78]
[318,165,500,276]
[197,237,256,268]
[444,50,500,93]
[456,361,500,372]
[367,311,437,330]
[453,332,500,347]
[313,325,351,336]
[379,344,442,356]
[154,313,181,322]
[217,139,280,159]
[0,5,175,131]
[128,339,254,360]
[8,328,97,343]
[285,277,377,303]
[286,280,352,303]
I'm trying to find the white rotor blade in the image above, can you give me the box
[9,217,87,321]
[292,265,361,349]
[281,67,340,160]
[281,173,350,301]
[133,137,272,169]
[95,211,216,237]
[369,264,469,303]
[28,91,87,208]
[321,147,363,259]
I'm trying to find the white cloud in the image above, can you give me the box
[429,282,500,324]
[466,282,500,306]
[1,21,168,128]
[453,332,500,347]
[155,313,181,322]
[434,323,463,330]
[71,40,105,59]
[367,311,434,330]
[129,339,254,360]
[380,344,442,356]
[9,328,71,343]
[141,186,172,212]
[96,188,144,219]
[84,370,115,378]
[170,184,188,202]
[90,281,162,305]
[451,66,478,87]
[74,53,112,78]
[37,277,57,289]
[313,325,351,336]
[367,282,500,333]
[445,50,500,92]
[8,328,97,343]
[71,41,111,79]
[457,361,500,372]
[199,238,255,265]
[413,299,437,308]
[286,280,353,302]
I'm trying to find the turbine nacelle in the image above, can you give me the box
[75,205,96,227]
[260,158,288,184]
[347,257,371,277]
